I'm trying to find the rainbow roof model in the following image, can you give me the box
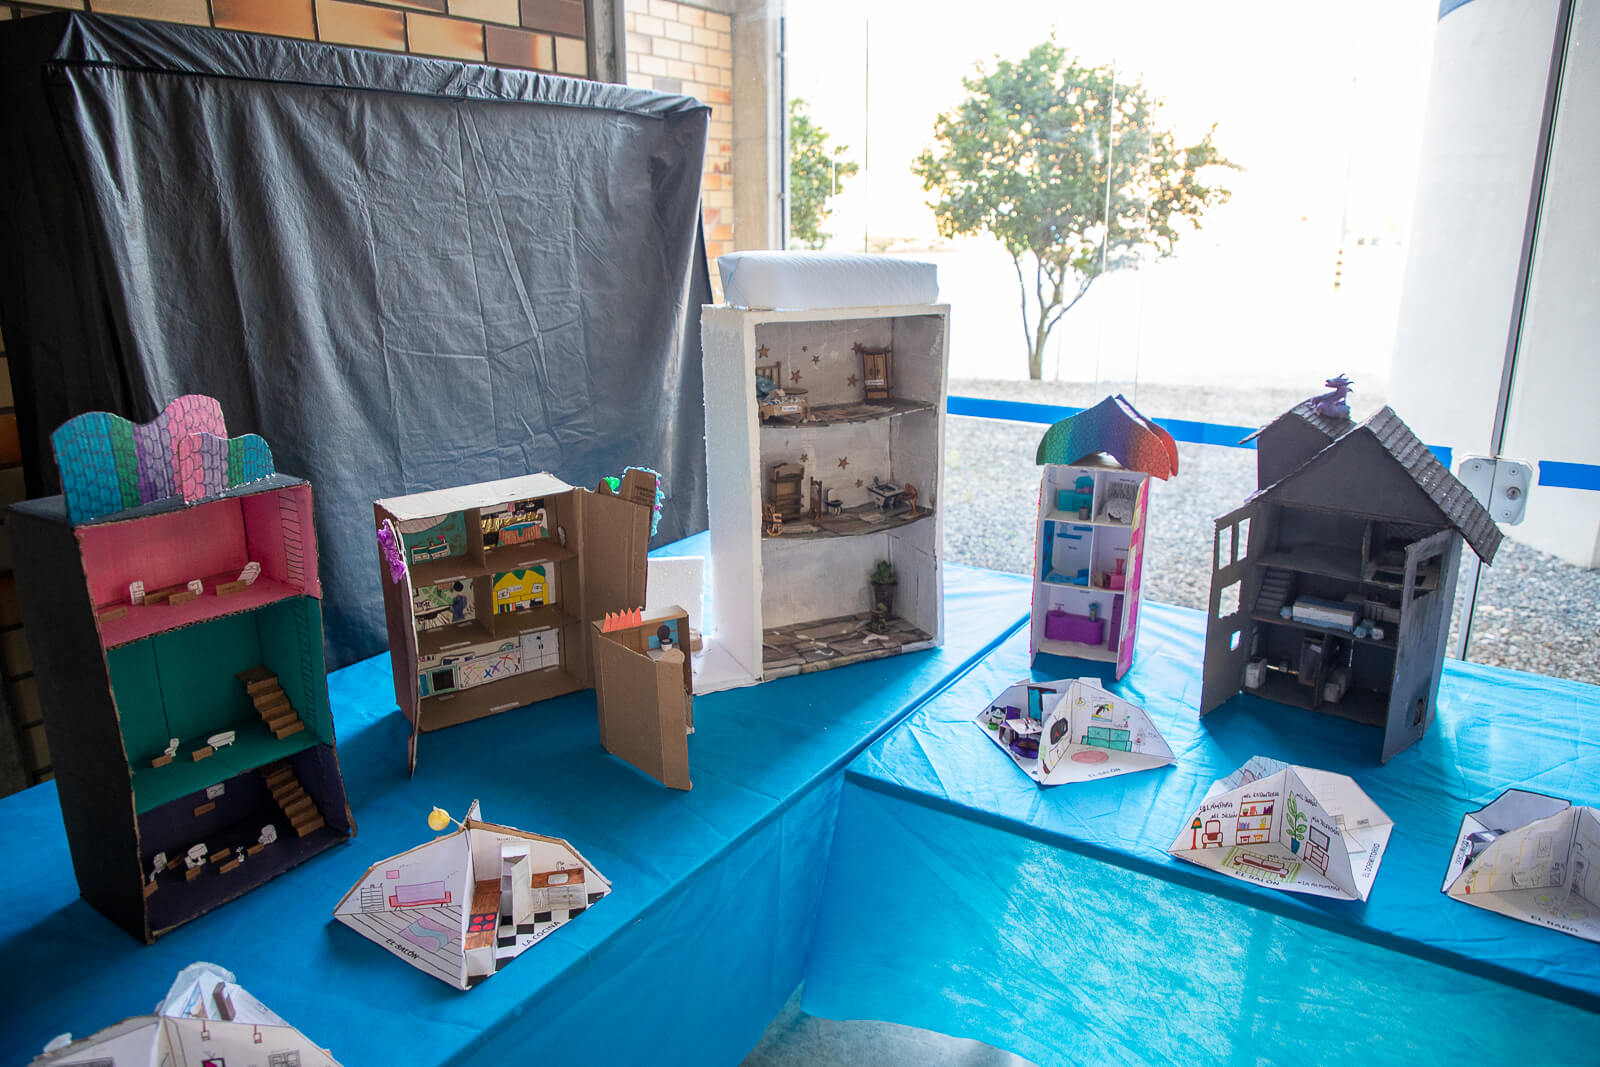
[1030,396,1178,678]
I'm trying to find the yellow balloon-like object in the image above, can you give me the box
[427,807,451,832]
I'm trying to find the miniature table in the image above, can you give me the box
[0,548,1029,1066]
[801,605,1600,1066]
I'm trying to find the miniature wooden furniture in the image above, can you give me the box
[374,469,659,773]
[701,301,948,690]
[756,359,811,422]
[1202,399,1502,762]
[1030,396,1179,678]
[8,397,354,942]
[771,462,806,519]
[855,343,893,402]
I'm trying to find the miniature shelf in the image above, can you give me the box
[419,665,585,729]
[1041,511,1135,529]
[759,396,936,429]
[488,604,574,639]
[1042,576,1128,595]
[763,505,934,541]
[483,540,577,573]
[129,721,320,815]
[1034,635,1117,662]
[1254,546,1436,591]
[761,611,936,677]
[416,606,574,657]
[1249,612,1398,649]
[96,577,303,651]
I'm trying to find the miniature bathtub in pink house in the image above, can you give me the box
[1045,609,1105,646]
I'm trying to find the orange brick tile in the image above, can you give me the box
[703,173,722,191]
[710,223,732,241]
[647,0,676,19]
[663,19,691,43]
[520,0,582,37]
[408,12,485,60]
[708,86,730,105]
[214,0,315,39]
[89,0,207,23]
[485,24,554,68]
[553,33,586,75]
[677,4,702,26]
[318,0,406,50]
[632,12,663,36]
[704,9,728,33]
[636,53,667,76]
[690,24,719,47]
[680,42,705,64]
[449,0,517,24]
[650,36,680,59]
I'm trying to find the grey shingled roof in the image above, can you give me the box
[1363,407,1501,564]
[1239,398,1357,446]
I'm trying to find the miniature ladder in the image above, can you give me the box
[238,666,305,740]
[1253,568,1294,619]
[261,761,325,837]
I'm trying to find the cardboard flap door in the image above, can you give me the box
[580,491,650,623]
[1114,478,1152,679]
[1382,526,1457,763]
[592,626,692,790]
[1200,502,1260,714]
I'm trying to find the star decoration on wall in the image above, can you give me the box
[757,344,770,358]
[811,354,821,366]
[855,478,864,488]
[847,374,858,387]
[838,457,849,470]
[800,452,811,464]
[790,369,802,384]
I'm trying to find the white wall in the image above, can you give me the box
[1391,0,1599,566]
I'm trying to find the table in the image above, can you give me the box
[0,560,1030,1065]
[802,603,1600,1066]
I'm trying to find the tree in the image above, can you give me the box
[914,41,1236,379]
[789,98,859,250]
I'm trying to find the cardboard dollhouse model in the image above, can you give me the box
[334,801,610,989]
[374,469,693,788]
[1442,789,1600,943]
[974,676,1173,785]
[1170,756,1394,901]
[699,285,948,691]
[30,961,342,1067]
[1199,382,1502,762]
[1030,396,1178,678]
[8,396,354,942]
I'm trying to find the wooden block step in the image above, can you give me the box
[246,677,282,697]
[237,666,276,685]
[263,707,298,728]
[284,795,315,819]
[272,720,305,740]
[253,690,288,711]
[292,813,326,837]
[263,771,294,792]
[271,784,304,806]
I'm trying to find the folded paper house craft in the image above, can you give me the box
[29,961,341,1066]
[1170,756,1393,901]
[975,677,1174,786]
[334,801,611,989]
[1442,789,1600,943]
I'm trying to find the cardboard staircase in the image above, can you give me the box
[262,762,325,837]
[239,666,306,740]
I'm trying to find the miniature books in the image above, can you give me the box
[1170,756,1393,901]
[974,677,1173,785]
[334,801,611,989]
[1442,789,1600,942]
[29,961,340,1066]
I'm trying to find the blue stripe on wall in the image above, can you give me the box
[946,397,1600,491]
[1538,461,1600,491]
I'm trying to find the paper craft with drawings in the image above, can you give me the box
[974,677,1174,785]
[333,800,610,989]
[1442,788,1600,943]
[1169,756,1393,901]
[28,961,341,1066]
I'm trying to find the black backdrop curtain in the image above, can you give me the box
[0,13,712,668]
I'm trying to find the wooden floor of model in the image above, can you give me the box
[761,613,934,678]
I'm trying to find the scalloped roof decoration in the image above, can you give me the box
[51,394,277,524]
[1034,395,1179,479]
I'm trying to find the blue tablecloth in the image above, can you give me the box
[803,603,1600,1066]
[0,558,1030,1065]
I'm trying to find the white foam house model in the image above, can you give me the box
[1442,788,1600,943]
[697,254,949,692]
[333,801,610,989]
[30,961,341,1067]
[974,677,1174,786]
[1170,756,1394,901]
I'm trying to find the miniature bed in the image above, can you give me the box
[801,607,1600,1066]
[0,544,1031,1065]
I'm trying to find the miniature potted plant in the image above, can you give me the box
[1285,792,1309,855]
[870,559,897,621]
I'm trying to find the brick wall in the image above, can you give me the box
[0,0,590,75]
[624,0,732,267]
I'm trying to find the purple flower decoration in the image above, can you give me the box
[377,521,407,584]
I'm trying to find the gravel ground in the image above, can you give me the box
[943,378,1600,685]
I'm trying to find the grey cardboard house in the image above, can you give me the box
[1201,399,1501,762]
